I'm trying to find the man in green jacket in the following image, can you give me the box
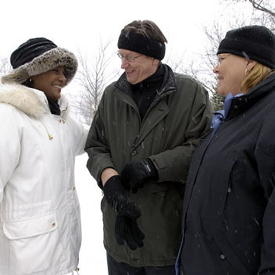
[85,19,212,275]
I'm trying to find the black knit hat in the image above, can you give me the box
[217,25,275,69]
[118,31,166,60]
[10,38,57,69]
[2,37,77,85]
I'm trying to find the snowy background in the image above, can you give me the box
[75,154,108,274]
[0,0,266,274]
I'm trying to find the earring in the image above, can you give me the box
[25,78,33,87]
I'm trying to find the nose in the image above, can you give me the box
[213,63,219,74]
[58,71,67,84]
[121,58,129,69]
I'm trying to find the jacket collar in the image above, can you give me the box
[0,83,69,119]
[226,72,275,119]
[115,63,177,98]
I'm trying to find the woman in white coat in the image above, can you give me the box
[0,37,87,275]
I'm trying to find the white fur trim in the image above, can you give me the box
[0,84,47,118]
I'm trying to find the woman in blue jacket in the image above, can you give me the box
[178,25,275,275]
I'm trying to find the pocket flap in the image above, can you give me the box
[3,213,57,240]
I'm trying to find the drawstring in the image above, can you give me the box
[39,121,54,140]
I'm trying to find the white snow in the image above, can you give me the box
[75,154,108,274]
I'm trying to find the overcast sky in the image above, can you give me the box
[1,0,224,61]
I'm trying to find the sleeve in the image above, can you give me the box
[85,94,115,182]
[255,117,275,274]
[0,105,21,203]
[69,117,89,156]
[150,82,212,183]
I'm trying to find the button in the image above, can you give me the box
[51,222,56,227]
[219,253,226,260]
[131,150,137,156]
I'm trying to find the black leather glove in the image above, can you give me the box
[103,175,145,250]
[121,158,158,193]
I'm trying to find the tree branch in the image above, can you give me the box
[248,0,275,17]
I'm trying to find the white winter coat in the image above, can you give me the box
[0,84,87,275]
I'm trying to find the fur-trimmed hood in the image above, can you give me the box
[1,47,77,85]
[0,83,69,119]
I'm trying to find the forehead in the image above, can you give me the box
[33,66,65,78]
[47,65,65,74]
[218,53,230,57]
[118,49,139,56]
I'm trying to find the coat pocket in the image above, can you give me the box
[3,213,60,274]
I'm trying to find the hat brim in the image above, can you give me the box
[1,47,77,85]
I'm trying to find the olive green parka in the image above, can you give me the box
[85,65,212,267]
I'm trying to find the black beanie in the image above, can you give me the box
[118,31,165,60]
[11,37,57,69]
[217,25,275,69]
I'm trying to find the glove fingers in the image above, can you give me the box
[116,216,143,250]
[115,216,125,245]
[123,218,139,250]
[115,216,140,250]
[130,220,145,248]
[125,233,138,250]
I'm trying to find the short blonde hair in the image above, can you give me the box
[241,63,272,92]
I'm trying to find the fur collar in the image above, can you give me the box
[0,83,69,119]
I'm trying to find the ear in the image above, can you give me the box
[246,60,257,72]
[152,58,160,66]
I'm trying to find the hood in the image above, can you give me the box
[226,72,275,120]
[0,83,69,119]
[1,47,77,86]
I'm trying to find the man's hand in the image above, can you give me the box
[121,158,158,193]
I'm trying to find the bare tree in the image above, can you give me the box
[240,0,275,17]
[70,43,119,125]
[228,0,275,30]
[197,0,274,111]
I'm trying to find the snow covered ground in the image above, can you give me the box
[75,154,108,274]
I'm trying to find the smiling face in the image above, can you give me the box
[213,53,248,96]
[31,66,66,100]
[118,49,160,84]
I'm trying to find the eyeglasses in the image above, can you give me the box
[117,52,142,62]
